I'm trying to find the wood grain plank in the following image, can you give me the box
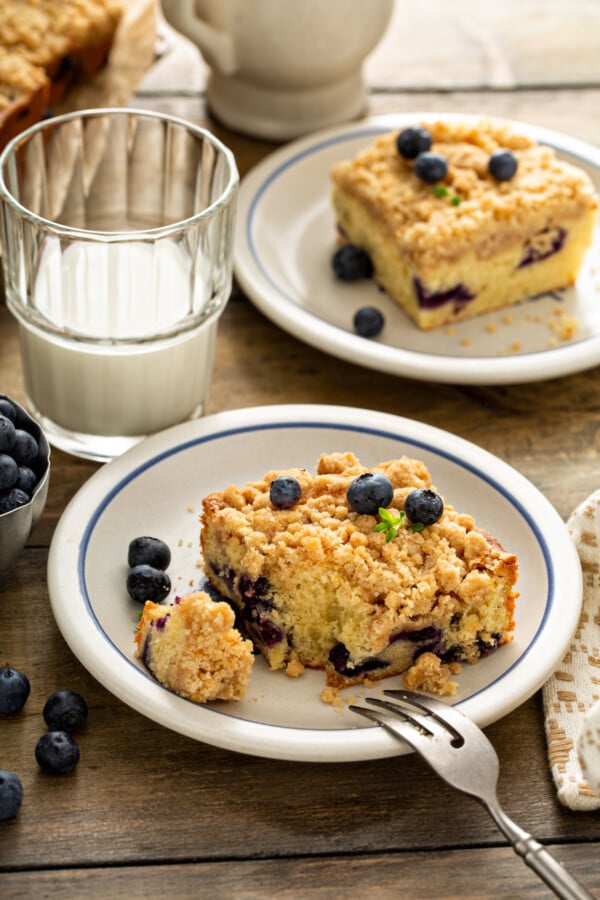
[2,844,599,898]
[2,68,600,891]
[1,576,599,873]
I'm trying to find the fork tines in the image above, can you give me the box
[350,689,466,748]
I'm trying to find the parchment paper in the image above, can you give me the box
[0,0,159,301]
[53,0,159,114]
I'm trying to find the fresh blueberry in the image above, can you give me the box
[404,489,444,526]
[353,306,384,338]
[0,664,31,715]
[0,399,17,422]
[396,126,432,159]
[414,152,448,184]
[0,453,18,491]
[14,466,37,495]
[0,488,30,513]
[126,565,171,603]
[0,415,16,453]
[269,476,302,509]
[0,771,23,820]
[35,731,80,775]
[332,244,373,281]
[127,536,171,571]
[11,430,39,467]
[43,690,88,733]
[488,149,518,181]
[347,472,394,516]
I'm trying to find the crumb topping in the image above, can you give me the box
[134,591,254,704]
[202,451,516,644]
[331,118,598,268]
[0,0,122,111]
[0,1,123,67]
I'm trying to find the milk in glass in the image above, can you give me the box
[19,239,217,438]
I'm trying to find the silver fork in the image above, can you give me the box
[351,689,593,900]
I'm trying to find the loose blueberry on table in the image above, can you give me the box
[0,663,31,715]
[35,731,80,775]
[0,771,23,820]
[43,690,88,733]
[347,472,394,516]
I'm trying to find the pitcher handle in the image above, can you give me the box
[161,0,237,75]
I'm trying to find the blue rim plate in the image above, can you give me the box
[47,404,581,761]
[234,113,600,385]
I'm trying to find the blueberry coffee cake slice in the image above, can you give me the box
[200,452,518,695]
[331,117,598,329]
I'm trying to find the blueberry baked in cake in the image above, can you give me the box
[331,118,598,329]
[200,452,518,693]
[134,591,254,703]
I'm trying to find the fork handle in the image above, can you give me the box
[485,802,593,900]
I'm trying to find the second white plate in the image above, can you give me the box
[47,405,581,761]
[234,113,600,385]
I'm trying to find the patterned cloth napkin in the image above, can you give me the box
[543,490,600,811]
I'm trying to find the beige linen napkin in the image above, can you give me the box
[543,490,600,811]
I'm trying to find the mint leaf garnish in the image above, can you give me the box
[375,507,424,541]
[432,185,461,205]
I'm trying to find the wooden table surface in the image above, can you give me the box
[2,2,600,896]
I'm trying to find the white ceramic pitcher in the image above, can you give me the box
[161,0,395,139]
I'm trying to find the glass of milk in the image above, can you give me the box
[0,108,238,461]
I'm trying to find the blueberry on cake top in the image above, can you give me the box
[331,118,598,330]
[134,591,254,704]
[201,452,518,693]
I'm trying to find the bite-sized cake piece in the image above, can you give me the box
[134,591,254,703]
[331,118,598,329]
[201,452,518,692]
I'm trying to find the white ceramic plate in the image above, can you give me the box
[234,113,600,385]
[48,404,581,762]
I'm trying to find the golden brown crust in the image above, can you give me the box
[0,0,123,147]
[201,452,519,693]
[0,46,50,144]
[0,1,123,67]
[331,118,598,270]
